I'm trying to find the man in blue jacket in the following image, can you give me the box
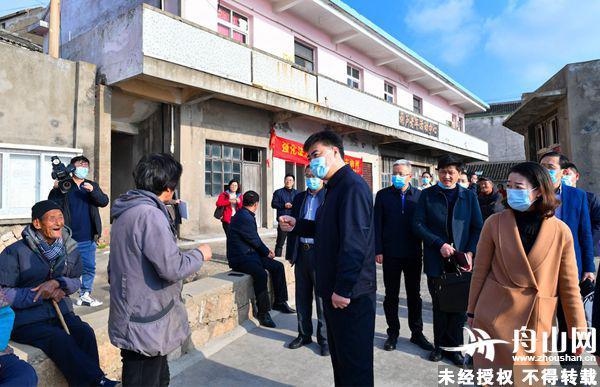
[279,131,376,386]
[285,166,328,356]
[540,152,595,370]
[229,191,295,328]
[374,159,433,353]
[413,155,483,365]
[271,174,298,257]
[564,162,600,256]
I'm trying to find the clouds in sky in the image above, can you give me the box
[405,0,600,88]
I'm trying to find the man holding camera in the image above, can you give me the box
[49,155,109,307]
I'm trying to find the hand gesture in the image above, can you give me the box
[268,250,276,259]
[31,280,60,302]
[53,180,59,189]
[440,243,455,258]
[278,216,296,232]
[82,182,94,192]
[332,292,351,309]
[51,288,66,303]
[199,244,212,261]
[582,272,595,282]
[284,203,293,209]
[375,254,383,264]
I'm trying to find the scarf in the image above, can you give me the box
[24,225,66,267]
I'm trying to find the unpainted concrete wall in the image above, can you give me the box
[466,115,525,162]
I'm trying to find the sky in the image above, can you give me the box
[2,0,600,103]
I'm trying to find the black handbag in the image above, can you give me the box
[434,263,472,313]
[213,206,225,220]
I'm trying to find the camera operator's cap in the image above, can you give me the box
[31,200,62,220]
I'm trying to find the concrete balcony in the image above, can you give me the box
[61,4,487,160]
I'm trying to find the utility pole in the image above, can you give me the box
[48,0,60,58]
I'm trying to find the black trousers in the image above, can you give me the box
[295,245,326,343]
[121,349,169,387]
[382,257,424,338]
[11,312,104,387]
[231,256,288,304]
[557,298,583,370]
[274,226,288,257]
[0,354,38,387]
[323,293,376,387]
[427,277,466,348]
[222,221,230,237]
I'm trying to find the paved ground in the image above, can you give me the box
[171,257,445,387]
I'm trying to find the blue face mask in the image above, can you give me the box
[437,181,456,190]
[547,169,559,184]
[392,175,407,189]
[0,306,15,351]
[306,177,322,191]
[75,166,89,179]
[310,157,329,180]
[507,188,535,212]
[421,177,430,185]
[561,175,574,187]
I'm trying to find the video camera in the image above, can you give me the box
[51,156,76,193]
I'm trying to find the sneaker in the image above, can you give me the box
[76,292,103,307]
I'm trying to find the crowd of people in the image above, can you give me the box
[1,130,600,386]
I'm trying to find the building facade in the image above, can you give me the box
[30,0,489,237]
[465,101,525,162]
[504,60,600,195]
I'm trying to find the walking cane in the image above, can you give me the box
[52,300,71,335]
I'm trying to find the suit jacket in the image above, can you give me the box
[374,185,422,259]
[558,185,595,277]
[227,207,270,267]
[285,189,325,265]
[413,184,483,277]
[292,165,376,299]
[271,187,297,219]
[468,210,585,368]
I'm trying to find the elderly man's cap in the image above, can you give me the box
[31,200,62,220]
[478,176,492,183]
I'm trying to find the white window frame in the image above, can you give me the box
[0,143,80,220]
[346,64,361,90]
[413,95,422,115]
[294,40,315,72]
[384,82,395,103]
[217,3,249,44]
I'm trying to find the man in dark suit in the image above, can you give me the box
[540,152,595,370]
[413,155,483,365]
[227,191,295,328]
[374,159,432,352]
[279,131,376,386]
[271,174,298,257]
[285,166,329,356]
[564,162,600,256]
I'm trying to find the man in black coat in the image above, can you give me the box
[228,191,295,328]
[279,131,376,386]
[413,155,483,366]
[374,159,432,353]
[48,155,109,308]
[271,174,298,257]
[565,163,600,256]
[476,177,505,221]
[285,166,328,356]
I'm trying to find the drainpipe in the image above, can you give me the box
[48,0,60,58]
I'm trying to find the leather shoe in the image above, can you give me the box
[445,351,465,366]
[320,343,330,357]
[272,302,296,314]
[429,347,443,362]
[410,334,434,351]
[383,337,397,351]
[287,335,312,349]
[257,313,276,328]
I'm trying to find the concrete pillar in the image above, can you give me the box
[95,85,112,243]
[74,61,98,168]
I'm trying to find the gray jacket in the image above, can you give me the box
[108,190,203,356]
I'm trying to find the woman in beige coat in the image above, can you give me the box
[467,162,586,372]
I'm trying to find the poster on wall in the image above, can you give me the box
[269,132,363,175]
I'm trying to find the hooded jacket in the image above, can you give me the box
[108,190,203,357]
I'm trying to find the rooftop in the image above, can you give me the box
[466,160,524,183]
[0,28,42,51]
[465,100,522,118]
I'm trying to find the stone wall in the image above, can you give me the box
[10,259,295,386]
[0,225,25,254]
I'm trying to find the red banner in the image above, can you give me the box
[270,133,363,175]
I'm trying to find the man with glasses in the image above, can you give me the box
[375,159,433,353]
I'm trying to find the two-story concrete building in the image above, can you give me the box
[52,0,488,237]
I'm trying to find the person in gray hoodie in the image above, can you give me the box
[108,153,212,387]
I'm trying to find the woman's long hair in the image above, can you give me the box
[509,162,560,218]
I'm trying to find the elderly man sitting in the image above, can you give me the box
[0,200,116,386]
